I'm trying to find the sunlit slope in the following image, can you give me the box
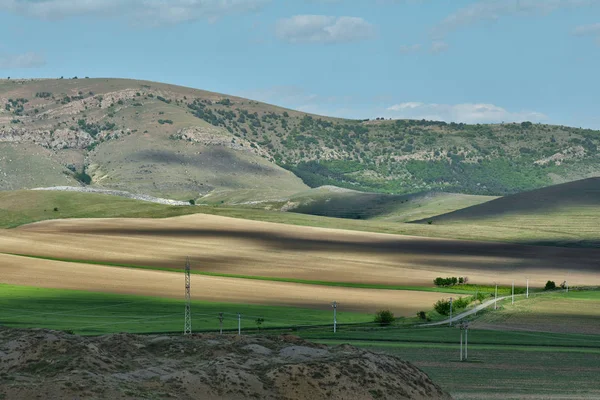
[0,190,202,228]
[414,178,600,247]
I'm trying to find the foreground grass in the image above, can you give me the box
[0,284,371,335]
[3,253,525,296]
[472,290,600,335]
[331,341,600,399]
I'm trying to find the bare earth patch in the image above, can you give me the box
[0,328,452,400]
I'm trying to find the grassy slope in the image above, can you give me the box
[2,78,600,199]
[280,186,496,222]
[416,178,600,247]
[0,190,201,228]
[1,188,599,248]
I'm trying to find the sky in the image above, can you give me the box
[0,0,599,128]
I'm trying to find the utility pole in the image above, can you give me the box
[218,312,224,335]
[459,322,470,361]
[460,325,463,361]
[449,297,453,327]
[184,257,192,336]
[526,278,529,299]
[332,301,338,333]
[512,280,515,305]
[238,313,241,336]
[465,322,469,360]
[494,284,498,310]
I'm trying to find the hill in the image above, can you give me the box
[0,328,451,400]
[282,186,496,221]
[416,177,600,221]
[1,77,599,200]
[413,178,600,247]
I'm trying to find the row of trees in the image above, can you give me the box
[433,276,468,287]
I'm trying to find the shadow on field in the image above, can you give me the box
[57,226,600,272]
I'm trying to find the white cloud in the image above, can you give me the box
[573,22,600,35]
[0,52,46,69]
[275,15,375,44]
[430,40,448,53]
[433,0,600,39]
[0,0,269,25]
[385,102,547,124]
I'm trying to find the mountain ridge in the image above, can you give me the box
[1,77,599,200]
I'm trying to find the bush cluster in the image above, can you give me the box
[374,310,395,326]
[433,277,467,287]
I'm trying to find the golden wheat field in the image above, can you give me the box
[1,213,599,313]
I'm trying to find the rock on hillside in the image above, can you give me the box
[0,328,451,400]
[1,78,599,199]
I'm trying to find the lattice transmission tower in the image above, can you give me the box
[184,257,192,335]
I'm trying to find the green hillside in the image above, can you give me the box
[414,178,600,247]
[1,78,599,199]
[283,186,496,222]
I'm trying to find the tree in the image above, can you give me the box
[255,317,264,332]
[189,199,196,205]
[434,299,451,316]
[374,310,395,326]
[545,280,556,291]
[416,311,427,320]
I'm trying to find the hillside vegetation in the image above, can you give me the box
[1,78,599,200]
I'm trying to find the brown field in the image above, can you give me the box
[1,214,599,288]
[0,253,450,314]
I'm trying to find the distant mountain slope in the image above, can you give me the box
[414,177,600,223]
[285,186,496,222]
[1,77,599,199]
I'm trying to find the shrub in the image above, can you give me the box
[188,199,195,205]
[416,311,427,320]
[434,299,451,316]
[374,310,395,326]
[74,171,92,185]
[544,280,556,291]
[53,207,59,212]
[255,317,264,331]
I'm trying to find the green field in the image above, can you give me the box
[0,284,371,335]
[324,341,600,399]
[2,283,599,399]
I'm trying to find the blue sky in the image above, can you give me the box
[1,0,599,128]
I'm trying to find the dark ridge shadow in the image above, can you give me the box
[132,147,277,176]
[292,192,417,220]
[59,226,600,272]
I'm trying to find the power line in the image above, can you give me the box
[184,257,192,336]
